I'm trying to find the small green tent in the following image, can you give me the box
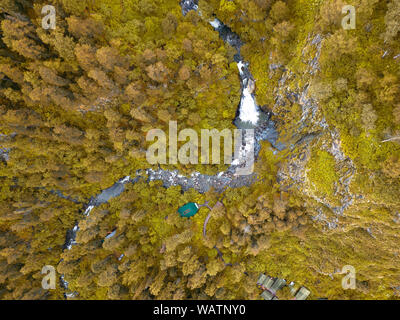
[178,202,199,218]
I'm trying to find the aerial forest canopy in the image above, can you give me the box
[0,0,400,300]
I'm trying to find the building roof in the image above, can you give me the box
[257,273,267,286]
[262,277,275,290]
[270,278,286,292]
[295,287,311,300]
[178,202,199,218]
[261,290,275,300]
